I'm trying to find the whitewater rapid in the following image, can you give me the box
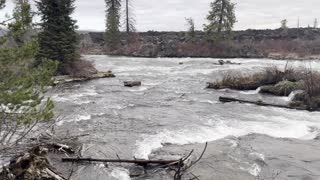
[51,55,320,179]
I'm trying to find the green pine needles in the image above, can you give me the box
[36,0,79,75]
[105,0,121,48]
[0,0,57,146]
[204,0,236,41]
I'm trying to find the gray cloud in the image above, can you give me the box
[0,0,319,31]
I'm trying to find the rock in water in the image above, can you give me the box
[129,165,145,177]
[214,60,241,66]
[218,60,225,65]
[124,81,142,87]
[206,82,220,89]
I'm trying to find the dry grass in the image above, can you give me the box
[254,39,320,57]
[210,67,287,90]
[210,65,320,110]
[300,69,320,109]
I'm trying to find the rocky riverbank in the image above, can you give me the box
[79,28,320,60]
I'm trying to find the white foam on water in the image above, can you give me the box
[199,100,219,104]
[74,100,92,105]
[76,115,92,122]
[128,86,149,92]
[225,139,238,148]
[240,87,261,95]
[249,152,265,161]
[248,163,261,176]
[240,163,261,177]
[56,114,92,126]
[52,88,98,103]
[134,113,320,159]
[239,163,261,177]
[110,167,131,180]
[172,68,214,75]
[286,90,304,101]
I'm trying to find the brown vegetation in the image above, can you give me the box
[208,67,288,90]
[64,59,98,78]
[209,67,320,110]
[256,39,320,59]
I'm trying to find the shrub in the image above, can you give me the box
[64,59,98,78]
[210,66,320,110]
[209,67,286,90]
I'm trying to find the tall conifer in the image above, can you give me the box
[36,0,79,74]
[204,0,236,41]
[105,0,121,48]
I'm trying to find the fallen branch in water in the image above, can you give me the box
[173,142,208,180]
[219,96,312,111]
[61,142,208,180]
[53,71,115,85]
[48,143,75,154]
[62,158,180,165]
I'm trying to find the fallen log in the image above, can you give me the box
[62,158,179,165]
[53,71,115,85]
[219,96,308,111]
[124,81,142,87]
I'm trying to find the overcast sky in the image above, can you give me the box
[0,0,319,31]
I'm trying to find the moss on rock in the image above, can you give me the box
[260,80,304,96]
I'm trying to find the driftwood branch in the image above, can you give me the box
[62,143,208,180]
[49,143,75,154]
[62,157,179,165]
[173,142,208,180]
[219,96,308,110]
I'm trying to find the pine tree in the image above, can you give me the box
[35,0,79,74]
[314,18,318,28]
[185,17,195,39]
[8,0,32,45]
[281,19,288,29]
[0,0,56,145]
[105,0,121,48]
[204,0,236,41]
[124,0,135,34]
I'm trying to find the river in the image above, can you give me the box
[51,55,320,180]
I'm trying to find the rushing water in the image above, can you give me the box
[51,55,320,180]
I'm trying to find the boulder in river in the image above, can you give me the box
[129,165,145,177]
[124,81,142,87]
[214,60,241,65]
[218,60,225,65]
[291,90,307,101]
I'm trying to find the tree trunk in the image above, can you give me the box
[126,0,129,34]
[218,0,226,33]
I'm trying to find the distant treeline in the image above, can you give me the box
[80,28,320,59]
